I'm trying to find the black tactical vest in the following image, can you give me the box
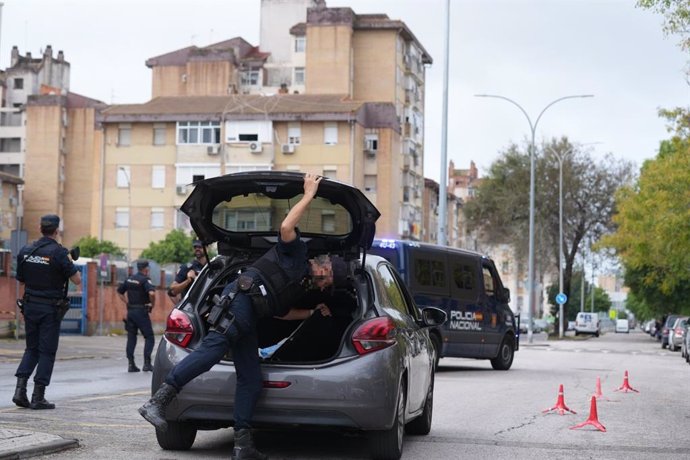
[21,239,67,298]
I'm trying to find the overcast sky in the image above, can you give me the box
[2,0,688,182]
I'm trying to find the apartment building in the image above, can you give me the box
[422,177,463,247]
[97,94,398,258]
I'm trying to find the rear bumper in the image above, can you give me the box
[153,338,402,431]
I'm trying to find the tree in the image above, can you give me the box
[637,0,690,51]
[464,137,633,325]
[546,272,612,321]
[601,145,690,317]
[72,236,124,258]
[139,229,197,265]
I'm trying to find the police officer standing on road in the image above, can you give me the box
[117,260,156,372]
[168,239,208,299]
[12,214,82,410]
[139,173,346,460]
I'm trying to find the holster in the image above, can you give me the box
[56,298,70,321]
[207,294,236,335]
[16,298,25,315]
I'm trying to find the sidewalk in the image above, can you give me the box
[0,335,130,459]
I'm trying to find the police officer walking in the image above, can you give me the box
[12,214,81,410]
[138,173,345,460]
[117,260,156,372]
[168,239,207,298]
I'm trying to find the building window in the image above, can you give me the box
[322,211,336,233]
[152,165,165,189]
[323,166,337,179]
[364,134,378,152]
[240,70,260,86]
[176,164,222,186]
[288,122,301,145]
[294,67,305,85]
[294,36,306,53]
[13,78,23,90]
[364,174,377,192]
[177,121,220,145]
[151,208,165,229]
[115,208,130,229]
[117,166,131,188]
[153,126,166,145]
[324,122,338,145]
[118,125,131,147]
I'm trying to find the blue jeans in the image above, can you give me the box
[166,293,262,430]
[126,308,154,360]
[15,302,61,386]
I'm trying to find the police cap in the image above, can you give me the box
[136,260,149,270]
[40,214,60,228]
[192,239,203,248]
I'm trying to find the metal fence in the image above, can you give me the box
[60,265,88,335]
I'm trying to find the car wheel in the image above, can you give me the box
[669,342,676,352]
[662,341,667,349]
[155,421,197,450]
[430,334,441,371]
[490,336,515,370]
[369,380,405,460]
[595,331,600,338]
[405,373,434,436]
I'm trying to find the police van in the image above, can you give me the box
[369,239,518,370]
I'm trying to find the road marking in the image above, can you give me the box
[70,391,148,402]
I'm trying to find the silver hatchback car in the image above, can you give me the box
[151,172,446,460]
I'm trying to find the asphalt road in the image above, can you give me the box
[1,330,689,459]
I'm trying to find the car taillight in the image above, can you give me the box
[352,317,397,355]
[675,328,684,335]
[165,309,194,348]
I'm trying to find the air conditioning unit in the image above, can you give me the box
[249,141,262,153]
[281,144,295,154]
[364,149,377,157]
[207,144,220,155]
[176,185,187,195]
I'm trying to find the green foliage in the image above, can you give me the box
[72,236,124,258]
[139,229,197,265]
[546,272,612,322]
[637,0,690,50]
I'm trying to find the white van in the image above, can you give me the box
[615,319,630,333]
[575,312,600,337]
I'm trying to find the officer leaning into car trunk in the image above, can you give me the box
[118,260,156,372]
[12,214,82,410]
[138,173,347,460]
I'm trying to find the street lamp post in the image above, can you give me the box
[118,167,132,263]
[474,94,593,343]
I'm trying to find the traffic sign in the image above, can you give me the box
[556,293,567,305]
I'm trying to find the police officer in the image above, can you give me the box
[118,260,156,372]
[168,239,207,298]
[12,214,82,410]
[138,173,346,460]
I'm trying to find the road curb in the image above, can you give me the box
[0,429,78,460]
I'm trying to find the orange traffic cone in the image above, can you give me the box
[570,396,606,432]
[543,384,576,415]
[614,370,639,393]
[593,376,608,400]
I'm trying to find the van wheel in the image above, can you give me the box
[369,380,405,460]
[490,336,514,370]
[155,421,197,450]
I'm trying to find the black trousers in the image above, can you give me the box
[126,308,154,360]
[15,302,61,386]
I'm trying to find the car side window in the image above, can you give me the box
[376,263,416,319]
[482,266,496,297]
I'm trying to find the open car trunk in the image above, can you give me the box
[194,263,360,364]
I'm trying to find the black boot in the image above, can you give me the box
[142,357,153,372]
[30,384,55,410]
[232,429,268,460]
[12,377,30,408]
[128,358,140,372]
[138,383,177,431]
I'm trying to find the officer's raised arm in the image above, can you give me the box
[280,173,322,243]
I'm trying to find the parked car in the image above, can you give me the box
[667,316,688,352]
[574,312,600,337]
[150,172,446,460]
[615,319,630,333]
[661,315,680,349]
[683,322,690,363]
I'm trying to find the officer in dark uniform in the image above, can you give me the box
[12,214,82,410]
[168,239,208,299]
[117,260,156,372]
[139,173,347,460]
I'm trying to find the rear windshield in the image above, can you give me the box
[211,193,352,236]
